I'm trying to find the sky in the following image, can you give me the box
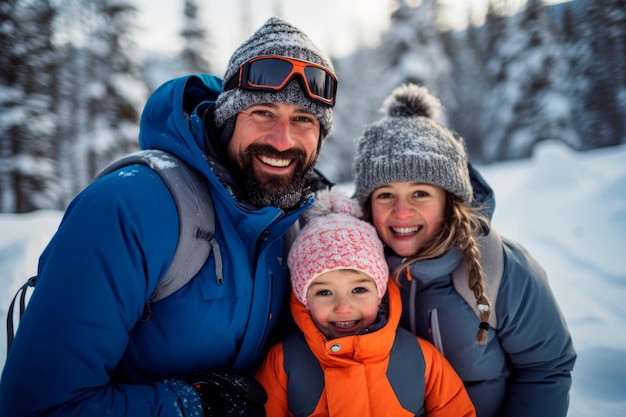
[1,141,625,416]
[132,0,572,75]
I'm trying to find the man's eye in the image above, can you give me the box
[252,109,271,117]
[295,115,313,123]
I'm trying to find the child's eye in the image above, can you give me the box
[315,289,331,296]
[374,191,393,200]
[353,287,368,294]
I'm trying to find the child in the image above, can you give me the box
[255,188,476,417]
[352,83,576,417]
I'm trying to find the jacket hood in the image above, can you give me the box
[469,162,496,221]
[139,74,222,176]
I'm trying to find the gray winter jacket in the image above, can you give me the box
[389,164,576,417]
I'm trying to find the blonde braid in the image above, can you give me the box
[450,200,491,344]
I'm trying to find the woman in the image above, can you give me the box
[351,83,576,417]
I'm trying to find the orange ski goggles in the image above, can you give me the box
[224,55,338,107]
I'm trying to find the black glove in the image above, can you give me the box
[187,371,267,417]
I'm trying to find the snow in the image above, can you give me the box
[1,140,625,416]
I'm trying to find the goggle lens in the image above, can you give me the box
[303,66,336,101]
[247,58,293,87]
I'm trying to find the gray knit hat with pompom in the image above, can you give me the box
[214,17,335,143]
[353,83,473,207]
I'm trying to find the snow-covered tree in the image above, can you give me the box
[479,0,578,162]
[568,0,625,149]
[84,0,147,177]
[442,26,488,161]
[381,0,454,111]
[320,0,454,182]
[317,47,387,183]
[52,0,148,201]
[0,0,59,213]
[179,0,212,75]
[1,0,149,211]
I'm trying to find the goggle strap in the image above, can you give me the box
[224,73,239,91]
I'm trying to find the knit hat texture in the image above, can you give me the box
[352,83,473,207]
[214,17,335,141]
[288,188,389,309]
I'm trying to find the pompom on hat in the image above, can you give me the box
[214,17,335,143]
[352,83,473,207]
[287,188,389,309]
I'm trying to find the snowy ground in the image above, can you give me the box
[1,140,625,416]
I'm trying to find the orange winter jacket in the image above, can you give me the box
[255,279,475,417]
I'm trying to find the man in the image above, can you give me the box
[0,17,337,417]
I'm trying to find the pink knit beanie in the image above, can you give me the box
[288,188,389,309]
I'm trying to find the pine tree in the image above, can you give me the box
[570,0,625,148]
[85,0,146,179]
[179,0,211,74]
[480,0,578,161]
[44,0,149,205]
[319,0,454,182]
[0,0,59,213]
[442,26,488,161]
[318,46,386,182]
[380,0,453,110]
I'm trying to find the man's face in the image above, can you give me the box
[227,102,321,209]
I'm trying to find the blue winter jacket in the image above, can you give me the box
[390,165,577,417]
[0,74,315,416]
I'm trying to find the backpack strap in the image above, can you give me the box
[452,228,504,328]
[6,276,37,353]
[94,149,221,302]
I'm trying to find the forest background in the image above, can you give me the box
[1,0,625,213]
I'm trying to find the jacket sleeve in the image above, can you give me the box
[0,167,202,417]
[496,240,577,417]
[255,343,290,416]
[419,338,476,417]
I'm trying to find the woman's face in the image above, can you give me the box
[370,182,447,257]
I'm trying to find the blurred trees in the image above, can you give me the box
[1,0,624,210]
[318,0,626,181]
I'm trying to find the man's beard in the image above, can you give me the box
[230,144,317,210]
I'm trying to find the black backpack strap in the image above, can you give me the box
[94,149,221,302]
[6,276,37,353]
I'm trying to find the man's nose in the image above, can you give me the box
[266,117,295,152]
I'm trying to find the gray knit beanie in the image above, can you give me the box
[214,17,335,142]
[353,83,473,207]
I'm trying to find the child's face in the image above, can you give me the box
[370,181,447,257]
[306,270,380,340]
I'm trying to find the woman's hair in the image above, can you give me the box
[367,192,492,344]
